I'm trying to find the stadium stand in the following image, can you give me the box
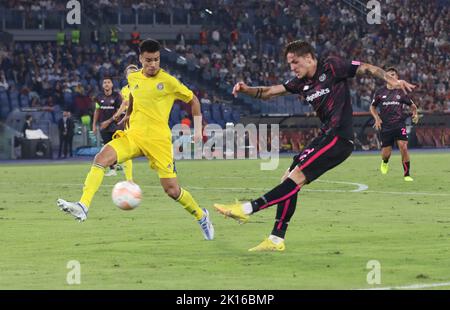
[0,0,448,154]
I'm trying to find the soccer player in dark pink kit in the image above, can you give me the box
[370,67,418,181]
[215,41,416,251]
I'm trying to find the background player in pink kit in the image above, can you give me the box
[370,67,419,181]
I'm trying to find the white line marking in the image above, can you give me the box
[3,181,449,196]
[2,180,368,193]
[316,180,369,192]
[364,190,450,196]
[359,281,450,290]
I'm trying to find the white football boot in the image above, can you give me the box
[57,199,88,222]
[198,208,214,240]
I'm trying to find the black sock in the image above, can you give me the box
[251,178,300,213]
[383,159,389,163]
[271,193,298,239]
[403,161,410,176]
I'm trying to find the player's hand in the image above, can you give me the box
[112,113,120,121]
[389,79,416,94]
[232,81,248,97]
[100,120,110,130]
[117,115,129,126]
[374,119,382,130]
[412,113,419,124]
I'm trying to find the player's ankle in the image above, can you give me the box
[242,202,253,215]
[269,235,284,244]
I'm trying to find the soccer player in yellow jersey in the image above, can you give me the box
[57,39,214,240]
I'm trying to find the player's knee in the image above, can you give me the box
[164,185,180,199]
[288,168,307,186]
[94,147,117,167]
[398,144,408,153]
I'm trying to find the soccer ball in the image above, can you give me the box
[112,181,142,210]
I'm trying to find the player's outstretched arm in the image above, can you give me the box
[370,105,382,130]
[117,94,133,127]
[356,63,416,94]
[113,100,129,121]
[410,103,419,124]
[92,108,99,134]
[232,81,288,100]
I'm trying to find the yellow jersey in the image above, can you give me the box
[127,68,193,138]
[120,85,131,105]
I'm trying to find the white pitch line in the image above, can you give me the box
[316,180,369,192]
[3,181,449,196]
[359,281,450,290]
[364,190,450,197]
[2,180,368,193]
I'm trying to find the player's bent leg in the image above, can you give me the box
[112,130,133,181]
[57,145,118,222]
[79,145,118,207]
[380,146,392,174]
[214,169,305,224]
[122,159,133,181]
[247,168,299,251]
[160,177,214,240]
[397,140,413,181]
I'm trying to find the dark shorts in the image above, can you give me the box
[100,131,114,145]
[289,134,354,184]
[381,127,408,148]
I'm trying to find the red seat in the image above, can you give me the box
[443,128,450,146]
[422,128,436,147]
[432,128,443,147]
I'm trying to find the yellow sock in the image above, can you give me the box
[79,164,105,208]
[176,188,204,221]
[123,160,133,181]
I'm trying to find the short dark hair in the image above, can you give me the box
[25,114,32,121]
[103,76,113,83]
[284,40,316,59]
[386,67,399,75]
[139,39,160,54]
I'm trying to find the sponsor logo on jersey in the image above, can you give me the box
[306,88,330,102]
[382,101,400,106]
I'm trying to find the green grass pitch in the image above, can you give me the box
[1,152,449,289]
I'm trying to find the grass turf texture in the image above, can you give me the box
[0,152,449,289]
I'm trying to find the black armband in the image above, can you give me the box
[254,88,263,99]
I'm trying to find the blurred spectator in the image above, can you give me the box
[58,110,75,158]
[22,114,33,138]
[130,26,141,49]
